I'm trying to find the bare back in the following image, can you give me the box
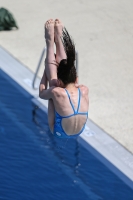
[52,85,89,135]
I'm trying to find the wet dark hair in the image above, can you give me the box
[57,27,77,86]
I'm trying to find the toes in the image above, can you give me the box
[45,20,49,27]
[45,19,52,24]
[51,19,54,24]
[55,19,62,26]
[46,19,51,23]
[47,20,51,25]
[55,19,59,23]
[55,19,60,26]
[58,19,61,23]
[55,20,58,25]
[46,21,49,28]
[45,19,54,28]
[48,19,54,25]
[49,19,53,23]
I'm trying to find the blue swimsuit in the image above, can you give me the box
[53,88,88,138]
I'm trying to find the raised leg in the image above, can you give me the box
[44,19,57,133]
[54,19,67,64]
[54,19,78,84]
[45,19,58,87]
[43,19,68,133]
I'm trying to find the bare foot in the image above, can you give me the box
[44,19,54,44]
[54,19,63,43]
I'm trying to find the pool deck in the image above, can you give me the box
[1,0,133,154]
[0,46,133,190]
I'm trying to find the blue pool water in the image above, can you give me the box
[0,69,133,200]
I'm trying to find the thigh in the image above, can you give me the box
[48,99,55,133]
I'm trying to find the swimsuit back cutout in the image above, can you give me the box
[54,88,88,138]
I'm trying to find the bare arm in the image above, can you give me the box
[39,70,55,100]
[39,69,48,91]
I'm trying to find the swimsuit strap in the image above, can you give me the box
[77,88,81,113]
[65,88,75,113]
[65,88,81,114]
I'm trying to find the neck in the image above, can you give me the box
[65,83,76,89]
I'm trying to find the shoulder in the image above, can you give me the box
[78,85,89,96]
[52,87,66,97]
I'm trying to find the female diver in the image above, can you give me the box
[39,19,89,138]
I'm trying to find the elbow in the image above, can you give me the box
[39,90,47,100]
[39,91,43,99]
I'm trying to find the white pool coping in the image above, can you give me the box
[0,46,133,190]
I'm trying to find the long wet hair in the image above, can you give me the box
[57,27,77,86]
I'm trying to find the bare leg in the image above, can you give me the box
[47,19,67,133]
[39,69,54,132]
[45,19,57,87]
[54,19,67,64]
[44,19,57,133]
[43,19,67,133]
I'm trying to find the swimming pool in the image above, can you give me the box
[0,49,133,199]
